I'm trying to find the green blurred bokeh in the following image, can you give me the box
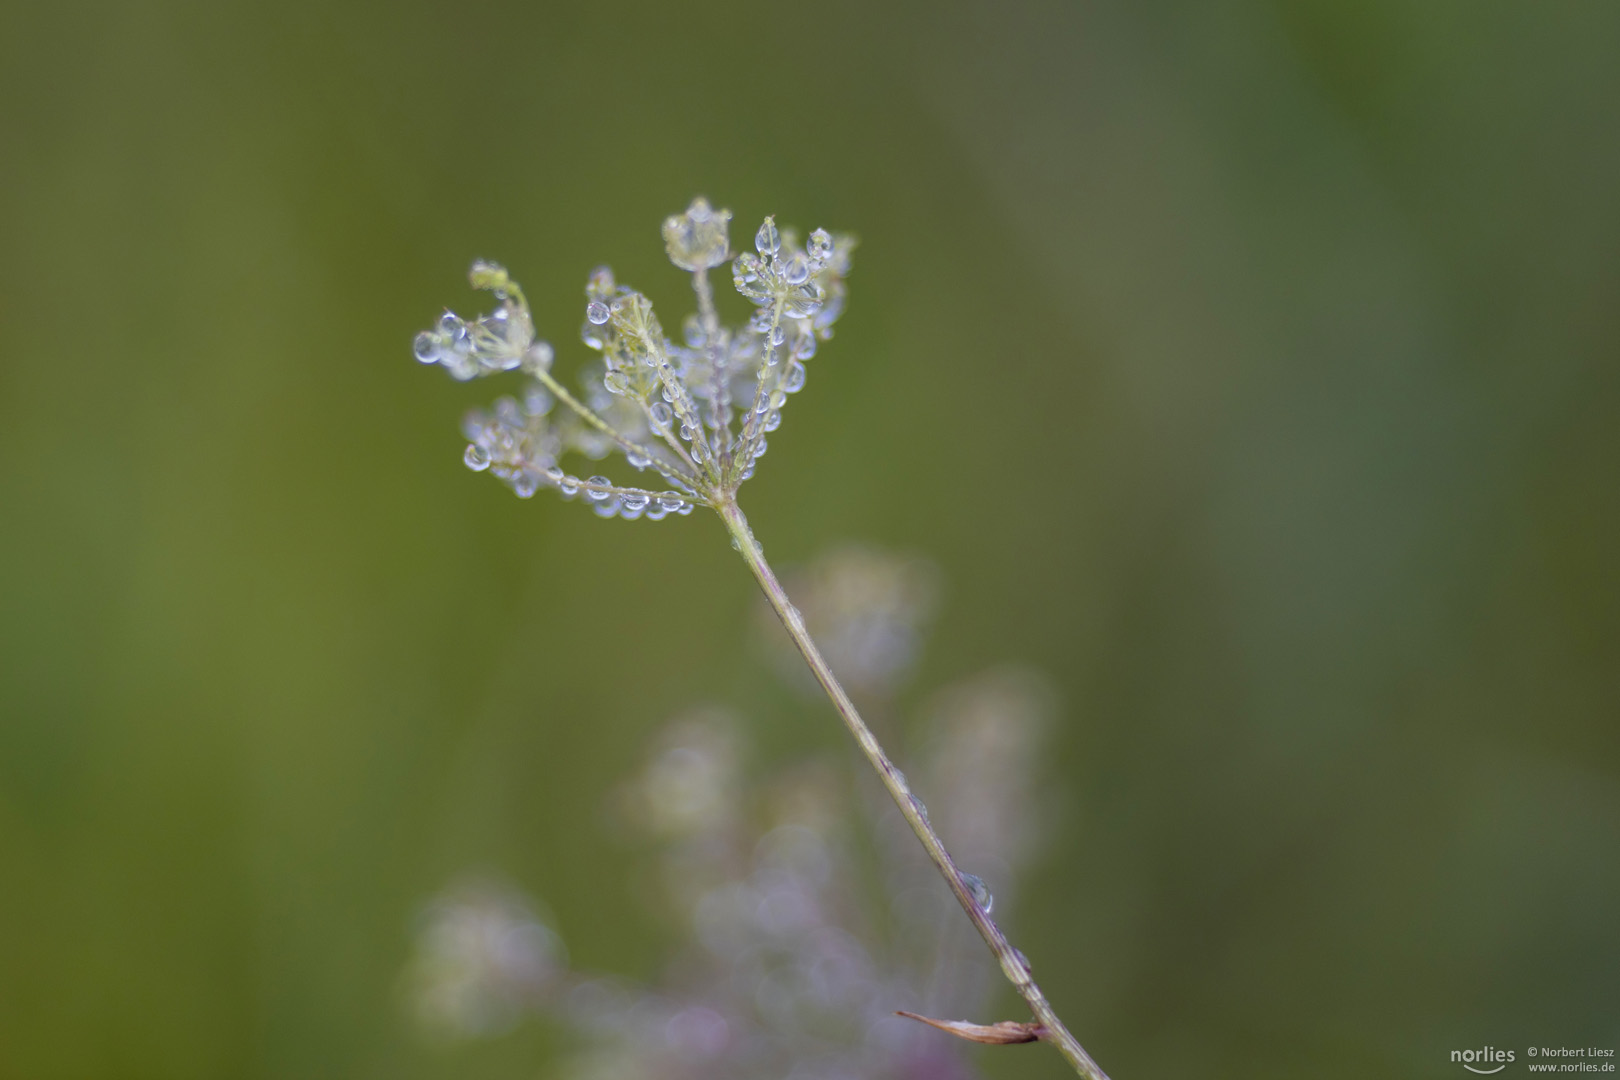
[1,1,1616,1077]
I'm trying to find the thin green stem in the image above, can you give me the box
[716,498,1110,1080]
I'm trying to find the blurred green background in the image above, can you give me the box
[2,1,1617,1077]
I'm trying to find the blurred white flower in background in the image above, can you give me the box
[405,876,566,1039]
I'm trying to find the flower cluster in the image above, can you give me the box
[412,198,854,519]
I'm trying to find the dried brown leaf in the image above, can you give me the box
[895,1011,1048,1045]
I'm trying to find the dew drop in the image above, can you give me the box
[768,389,787,409]
[626,450,651,469]
[464,444,491,471]
[586,300,611,325]
[585,476,612,502]
[620,493,649,512]
[763,409,781,432]
[754,217,780,256]
[413,331,441,364]
[784,255,809,285]
[768,325,786,347]
[558,476,580,496]
[512,471,541,499]
[808,228,833,262]
[658,495,685,512]
[959,873,994,914]
[793,333,817,360]
[782,361,807,393]
[999,950,1030,984]
[438,312,465,339]
[649,402,673,430]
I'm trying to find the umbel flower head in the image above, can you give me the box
[413,198,854,520]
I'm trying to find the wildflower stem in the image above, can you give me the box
[716,497,1110,1080]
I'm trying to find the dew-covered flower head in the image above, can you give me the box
[412,198,854,520]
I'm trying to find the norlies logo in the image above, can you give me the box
[1453,1046,1516,1074]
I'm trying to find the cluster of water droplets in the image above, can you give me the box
[576,263,712,477]
[414,262,553,382]
[413,202,853,518]
[460,388,559,498]
[450,354,693,518]
[570,478,697,522]
[721,216,853,476]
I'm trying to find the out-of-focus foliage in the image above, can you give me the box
[398,540,1044,1079]
[0,2,1616,1079]
[403,659,1056,1080]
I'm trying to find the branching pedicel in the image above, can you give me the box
[412,198,1110,1080]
